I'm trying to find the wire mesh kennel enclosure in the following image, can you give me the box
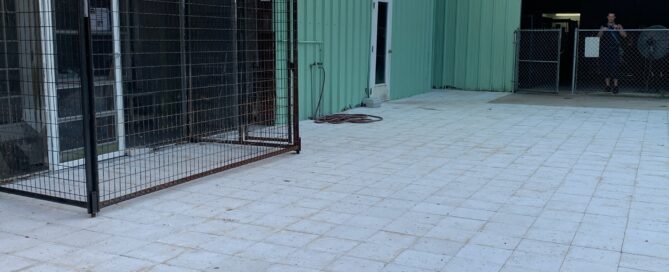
[0,0,299,216]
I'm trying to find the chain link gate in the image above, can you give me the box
[514,29,563,93]
[0,0,299,216]
[573,28,669,96]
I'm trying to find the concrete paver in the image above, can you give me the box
[1,90,668,272]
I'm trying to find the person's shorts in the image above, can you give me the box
[601,47,621,79]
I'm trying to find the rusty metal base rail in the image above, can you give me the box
[99,145,300,208]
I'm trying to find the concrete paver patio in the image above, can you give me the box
[1,90,668,272]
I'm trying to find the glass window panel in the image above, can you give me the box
[0,97,9,124]
[59,116,117,161]
[8,69,19,96]
[10,96,21,123]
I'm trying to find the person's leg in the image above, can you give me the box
[602,48,616,92]
[612,60,621,93]
[605,78,611,92]
[613,78,619,93]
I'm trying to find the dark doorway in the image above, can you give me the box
[375,2,388,85]
[521,0,669,90]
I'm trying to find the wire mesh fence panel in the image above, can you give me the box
[0,0,299,214]
[0,0,91,207]
[574,28,669,96]
[514,29,562,93]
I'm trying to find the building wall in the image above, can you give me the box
[297,0,372,120]
[433,0,521,92]
[390,0,436,100]
[296,0,521,119]
[297,0,437,120]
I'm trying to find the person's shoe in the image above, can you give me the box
[613,86,619,94]
[605,85,611,92]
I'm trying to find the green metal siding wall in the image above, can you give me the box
[295,0,522,119]
[433,0,521,92]
[297,0,372,120]
[297,0,438,119]
[390,0,436,99]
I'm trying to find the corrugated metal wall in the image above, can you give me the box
[433,0,521,92]
[296,0,521,119]
[296,0,438,119]
[390,0,436,99]
[297,0,372,120]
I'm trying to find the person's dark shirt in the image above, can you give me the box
[601,25,622,49]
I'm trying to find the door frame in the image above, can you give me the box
[40,0,126,170]
[368,0,393,101]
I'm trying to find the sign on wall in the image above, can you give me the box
[584,37,600,58]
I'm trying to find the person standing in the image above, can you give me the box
[598,13,627,94]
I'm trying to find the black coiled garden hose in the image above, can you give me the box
[311,63,383,124]
[314,114,383,124]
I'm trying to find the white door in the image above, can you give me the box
[369,0,393,101]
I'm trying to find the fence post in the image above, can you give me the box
[291,0,301,153]
[79,0,100,216]
[512,29,520,93]
[179,0,190,141]
[571,28,579,94]
[556,30,562,94]
[232,0,244,143]
[285,0,293,148]
[284,0,297,152]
